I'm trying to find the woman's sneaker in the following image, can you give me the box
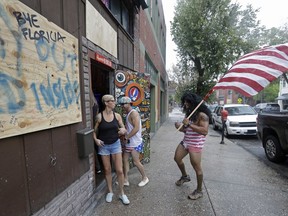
[138,177,149,187]
[119,194,130,205]
[105,193,114,203]
[175,175,191,186]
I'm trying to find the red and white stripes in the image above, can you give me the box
[213,43,288,97]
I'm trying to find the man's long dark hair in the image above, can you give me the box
[181,91,212,123]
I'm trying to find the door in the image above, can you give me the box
[90,59,113,186]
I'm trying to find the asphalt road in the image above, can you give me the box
[211,125,288,179]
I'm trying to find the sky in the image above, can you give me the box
[162,0,288,70]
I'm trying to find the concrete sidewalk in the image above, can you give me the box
[91,108,288,216]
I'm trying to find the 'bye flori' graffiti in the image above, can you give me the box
[0,0,81,139]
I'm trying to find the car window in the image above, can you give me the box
[214,106,220,114]
[225,107,234,115]
[263,103,280,112]
[258,103,267,108]
[225,106,256,115]
[238,106,256,114]
[217,107,222,115]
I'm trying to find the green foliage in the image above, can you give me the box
[170,0,286,99]
[260,24,288,46]
[253,79,280,103]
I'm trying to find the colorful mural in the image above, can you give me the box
[115,70,151,162]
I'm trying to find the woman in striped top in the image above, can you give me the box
[174,92,211,200]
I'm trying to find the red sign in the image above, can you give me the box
[95,53,112,68]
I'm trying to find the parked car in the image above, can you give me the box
[257,111,288,163]
[212,104,258,137]
[207,104,218,113]
[253,103,280,113]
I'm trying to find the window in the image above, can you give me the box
[122,3,129,32]
[109,0,133,36]
[110,0,121,23]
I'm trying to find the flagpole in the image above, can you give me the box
[176,89,214,132]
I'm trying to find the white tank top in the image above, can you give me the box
[126,109,142,147]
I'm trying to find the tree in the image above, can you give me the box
[260,24,288,46]
[167,64,186,84]
[253,79,280,103]
[171,0,265,97]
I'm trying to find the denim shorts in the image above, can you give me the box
[98,139,122,156]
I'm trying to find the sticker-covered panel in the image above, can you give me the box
[115,70,150,162]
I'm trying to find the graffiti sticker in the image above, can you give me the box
[125,83,145,106]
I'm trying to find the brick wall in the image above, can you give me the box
[139,10,166,77]
[134,13,141,72]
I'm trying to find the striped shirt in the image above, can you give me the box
[183,125,206,149]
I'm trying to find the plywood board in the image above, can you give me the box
[86,0,117,57]
[0,0,81,139]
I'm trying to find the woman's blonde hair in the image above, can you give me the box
[102,94,114,103]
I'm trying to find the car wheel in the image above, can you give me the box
[224,126,229,138]
[212,121,218,130]
[264,135,286,163]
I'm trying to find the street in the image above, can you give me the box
[211,126,288,179]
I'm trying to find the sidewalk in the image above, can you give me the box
[91,108,288,216]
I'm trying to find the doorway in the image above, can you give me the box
[90,59,112,187]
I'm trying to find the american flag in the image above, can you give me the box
[212,43,288,97]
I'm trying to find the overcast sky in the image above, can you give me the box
[162,0,288,70]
